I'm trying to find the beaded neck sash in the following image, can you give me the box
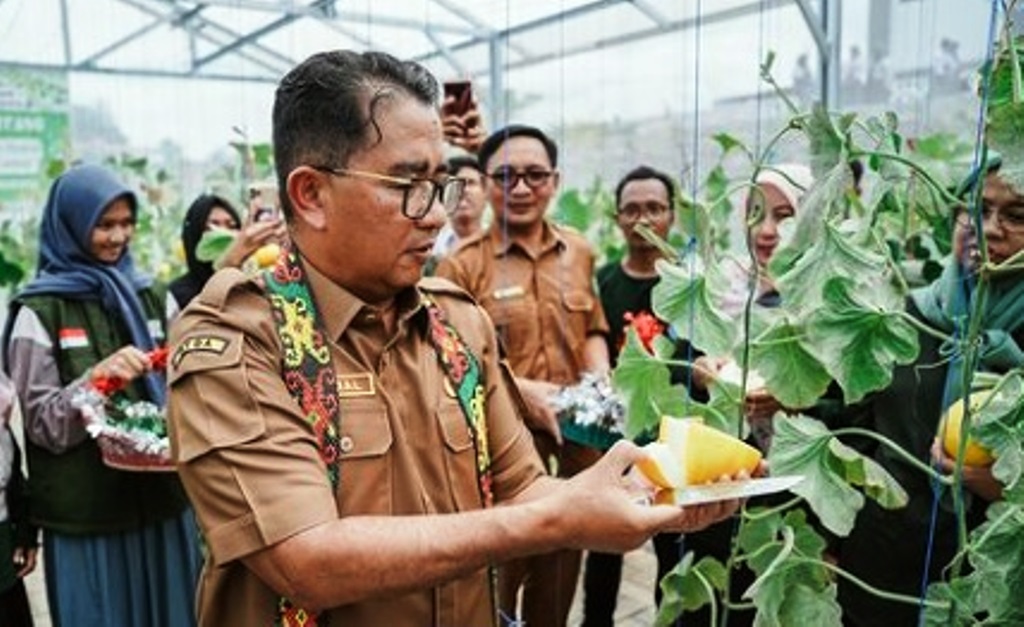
[262,246,494,626]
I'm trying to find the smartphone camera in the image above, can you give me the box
[443,80,473,117]
[254,206,278,222]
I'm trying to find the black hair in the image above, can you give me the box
[477,124,559,172]
[447,155,483,175]
[272,50,439,217]
[614,165,676,208]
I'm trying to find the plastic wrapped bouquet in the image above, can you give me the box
[73,347,174,472]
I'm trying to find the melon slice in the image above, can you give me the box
[637,416,762,488]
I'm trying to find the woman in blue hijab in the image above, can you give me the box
[3,164,200,627]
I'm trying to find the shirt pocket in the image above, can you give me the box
[487,297,535,365]
[561,289,595,352]
[338,398,393,515]
[169,333,266,462]
[437,399,484,511]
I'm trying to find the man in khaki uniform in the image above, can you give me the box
[168,50,738,627]
[435,125,610,627]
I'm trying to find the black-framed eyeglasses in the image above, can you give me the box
[311,165,465,220]
[955,202,1024,234]
[617,202,671,222]
[488,167,555,189]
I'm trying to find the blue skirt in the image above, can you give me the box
[44,509,201,627]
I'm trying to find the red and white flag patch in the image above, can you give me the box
[58,328,89,349]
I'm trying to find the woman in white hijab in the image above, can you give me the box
[719,163,814,314]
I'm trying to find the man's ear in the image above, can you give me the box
[551,170,561,191]
[286,167,331,231]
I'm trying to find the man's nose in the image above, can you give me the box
[510,176,531,193]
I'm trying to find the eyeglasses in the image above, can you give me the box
[617,203,671,222]
[955,202,1024,234]
[312,165,465,220]
[488,167,555,189]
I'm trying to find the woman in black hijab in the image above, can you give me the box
[169,193,284,308]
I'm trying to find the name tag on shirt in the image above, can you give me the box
[337,373,375,398]
[493,285,525,300]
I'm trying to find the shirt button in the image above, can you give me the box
[339,436,354,453]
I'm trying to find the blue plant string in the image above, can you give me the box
[676,2,704,626]
[916,1,1000,623]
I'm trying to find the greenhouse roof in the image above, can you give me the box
[0,0,831,113]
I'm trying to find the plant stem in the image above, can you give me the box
[718,516,748,627]
[692,568,719,627]
[870,229,911,295]
[830,428,954,486]
[897,311,955,344]
[722,600,756,612]
[792,557,950,610]
[742,496,805,521]
[634,224,682,263]
[733,538,781,567]
[849,150,964,207]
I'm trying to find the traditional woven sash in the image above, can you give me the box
[262,247,494,626]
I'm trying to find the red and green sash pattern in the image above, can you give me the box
[262,246,493,626]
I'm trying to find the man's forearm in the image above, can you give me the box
[245,497,565,611]
[583,333,610,375]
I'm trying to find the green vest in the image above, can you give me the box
[16,288,190,535]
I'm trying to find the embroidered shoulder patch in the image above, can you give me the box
[172,335,230,367]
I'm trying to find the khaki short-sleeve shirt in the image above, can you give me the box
[435,221,609,385]
[168,264,543,627]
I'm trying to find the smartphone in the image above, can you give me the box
[249,185,280,222]
[253,206,278,222]
[443,80,473,117]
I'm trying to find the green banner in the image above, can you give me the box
[0,67,70,214]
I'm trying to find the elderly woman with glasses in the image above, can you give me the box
[836,155,1024,627]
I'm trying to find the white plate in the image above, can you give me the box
[655,475,805,506]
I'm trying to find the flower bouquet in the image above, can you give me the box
[73,347,175,472]
[550,372,626,451]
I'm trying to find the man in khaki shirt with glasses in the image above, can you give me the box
[168,50,738,627]
[435,125,611,627]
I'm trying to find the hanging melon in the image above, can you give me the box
[938,393,995,467]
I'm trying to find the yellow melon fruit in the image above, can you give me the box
[635,442,680,489]
[253,243,281,268]
[939,393,995,467]
[637,416,762,488]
